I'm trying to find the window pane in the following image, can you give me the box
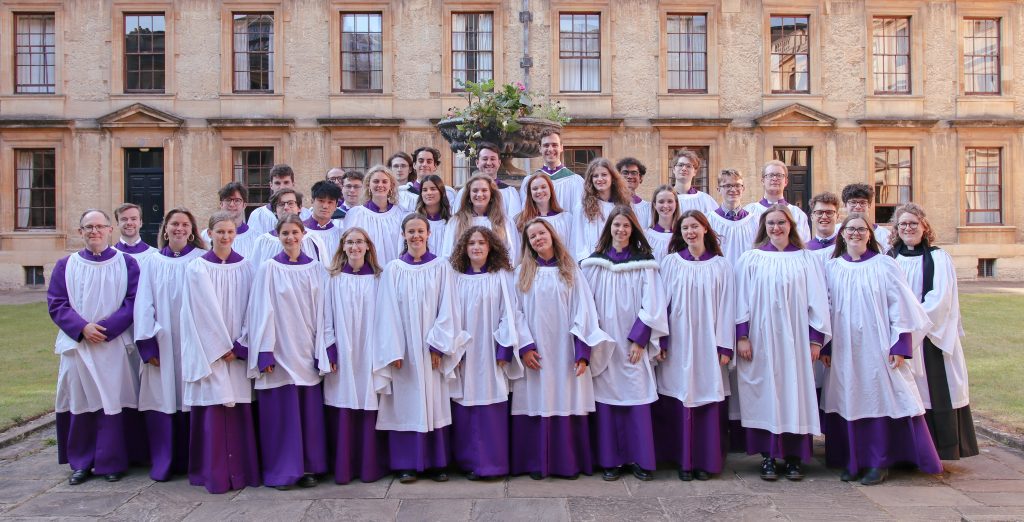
[15,149,57,229]
[15,14,56,94]
[232,147,275,219]
[770,15,810,94]
[233,13,275,92]
[667,14,707,93]
[558,13,601,92]
[964,147,1002,225]
[452,13,494,91]
[341,13,383,92]
[963,18,1000,95]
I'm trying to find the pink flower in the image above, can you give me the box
[514,81,526,91]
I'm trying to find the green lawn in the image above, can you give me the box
[0,293,1022,434]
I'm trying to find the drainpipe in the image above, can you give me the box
[520,0,532,90]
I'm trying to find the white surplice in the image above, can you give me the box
[372,257,470,432]
[426,218,448,255]
[631,200,652,231]
[320,271,380,410]
[706,211,758,268]
[644,229,673,263]
[511,211,574,260]
[893,249,971,410]
[54,252,140,415]
[734,248,831,435]
[451,270,531,406]
[744,201,811,243]
[455,185,524,222]
[822,254,932,420]
[201,227,257,259]
[657,253,735,407]
[304,224,344,265]
[134,247,206,414]
[571,200,617,261]
[342,205,406,265]
[246,258,327,390]
[179,256,254,407]
[510,265,613,417]
[581,256,668,406]
[677,191,718,215]
[441,215,519,265]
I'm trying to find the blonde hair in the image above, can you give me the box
[517,218,575,293]
[516,172,565,232]
[361,164,399,206]
[649,185,678,228]
[327,227,382,277]
[451,174,508,245]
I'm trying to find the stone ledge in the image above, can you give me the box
[565,118,624,127]
[0,412,55,450]
[949,119,1024,128]
[650,117,733,127]
[207,118,295,128]
[317,118,404,127]
[0,118,73,128]
[857,119,940,128]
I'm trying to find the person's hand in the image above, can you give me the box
[147,357,160,367]
[889,354,905,369]
[221,351,237,362]
[497,360,507,368]
[391,359,403,370]
[574,359,588,377]
[737,338,753,361]
[810,343,822,362]
[628,342,644,364]
[719,354,731,366]
[264,365,274,374]
[523,350,542,371]
[330,363,338,372]
[821,355,831,368]
[656,351,667,362]
[431,352,441,370]
[83,323,107,343]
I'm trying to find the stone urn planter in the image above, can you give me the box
[437,116,562,185]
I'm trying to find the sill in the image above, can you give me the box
[222,92,283,99]
[336,91,386,95]
[867,94,923,100]
[1,230,62,237]
[553,92,611,98]
[2,93,65,100]
[958,225,1014,230]
[111,93,175,99]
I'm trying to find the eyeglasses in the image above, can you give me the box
[277,201,299,209]
[620,169,641,177]
[846,199,870,208]
[764,173,786,180]
[80,225,111,232]
[675,163,694,170]
[844,227,870,236]
[812,210,837,217]
[719,184,744,191]
[344,239,367,246]
[223,197,244,205]
[765,220,789,228]
[897,222,920,230]
[327,176,345,183]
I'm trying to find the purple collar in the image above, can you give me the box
[604,247,631,263]
[235,222,250,234]
[535,255,558,267]
[202,250,244,264]
[265,203,273,211]
[807,233,837,250]
[496,179,509,189]
[540,164,564,175]
[631,194,643,204]
[464,265,488,275]
[399,251,437,265]
[678,186,698,195]
[679,249,715,261]
[425,212,443,221]
[715,207,749,221]
[78,247,117,261]
[159,244,196,258]
[342,263,375,275]
[365,200,392,213]
[540,209,560,217]
[842,249,878,263]
[759,197,789,208]
[303,217,334,230]
[759,242,800,252]
[652,223,669,233]
[273,251,313,265]
[115,239,152,254]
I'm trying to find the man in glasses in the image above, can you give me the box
[841,183,891,253]
[616,157,652,226]
[332,169,364,224]
[201,182,257,258]
[806,192,841,259]
[247,164,312,236]
[670,150,717,214]
[743,160,810,242]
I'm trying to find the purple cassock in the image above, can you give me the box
[48,248,148,474]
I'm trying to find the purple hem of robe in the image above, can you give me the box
[56,409,147,474]
[652,395,727,473]
[509,414,593,478]
[743,427,814,463]
[385,427,451,471]
[590,402,656,470]
[823,413,943,475]
[325,407,389,484]
[256,384,328,486]
[452,401,510,477]
[144,410,190,480]
[728,418,746,453]
[187,404,261,494]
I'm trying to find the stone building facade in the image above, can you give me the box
[0,0,1022,288]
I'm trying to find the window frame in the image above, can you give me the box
[13,148,57,230]
[871,16,912,95]
[557,12,602,94]
[961,16,1001,96]
[13,12,57,94]
[123,12,167,94]
[219,5,282,96]
[963,146,1003,226]
[872,146,914,224]
[449,11,495,92]
[340,146,385,172]
[665,12,709,95]
[767,14,811,95]
[231,146,275,218]
[562,145,603,176]
[230,12,275,94]
[339,11,384,93]
[110,3,174,96]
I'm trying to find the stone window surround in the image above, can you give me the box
[961,143,1006,227]
[0,3,63,97]
[0,132,65,236]
[659,7,718,96]
[110,2,175,97]
[864,3,925,98]
[331,1,393,96]
[956,4,1014,99]
[761,1,821,97]
[549,1,611,97]
[442,3,503,95]
[218,2,283,97]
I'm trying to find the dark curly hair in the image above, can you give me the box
[449,226,512,274]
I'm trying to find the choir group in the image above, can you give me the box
[47,130,979,495]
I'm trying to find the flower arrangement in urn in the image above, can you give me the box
[438,80,570,178]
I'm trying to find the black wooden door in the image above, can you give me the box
[124,148,164,246]
[774,147,811,211]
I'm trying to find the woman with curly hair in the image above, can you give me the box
[571,158,633,261]
[510,218,612,480]
[448,226,533,480]
[441,174,518,263]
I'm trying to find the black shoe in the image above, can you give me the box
[396,471,417,484]
[677,469,693,481]
[297,474,318,488]
[565,472,580,480]
[784,462,804,481]
[860,467,888,486]
[68,469,91,485]
[693,469,711,481]
[630,464,653,481]
[529,471,543,480]
[840,469,860,482]
[274,484,294,491]
[431,471,449,482]
[602,467,622,481]
[760,458,778,481]
[104,472,124,482]
[465,471,480,481]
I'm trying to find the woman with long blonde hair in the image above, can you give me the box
[441,174,518,263]
[510,218,612,480]
[343,165,406,264]
[571,158,632,260]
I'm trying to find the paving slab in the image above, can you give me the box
[302,499,400,521]
[0,478,55,504]
[659,493,783,521]
[857,485,983,507]
[878,505,964,521]
[0,450,70,481]
[941,453,1024,481]
[960,491,1024,507]
[105,491,200,522]
[233,478,390,501]
[46,468,155,493]
[980,446,1024,475]
[6,491,138,518]
[949,479,1024,493]
[771,491,894,520]
[385,474,505,499]
[506,474,629,498]
[566,496,666,521]
[957,505,1024,522]
[620,469,753,497]
[470,498,570,522]
[394,498,473,521]
[182,499,312,521]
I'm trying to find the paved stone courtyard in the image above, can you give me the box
[1,425,1022,521]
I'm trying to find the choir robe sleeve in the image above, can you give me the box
[318,277,340,376]
[733,252,754,333]
[635,266,670,362]
[312,267,329,372]
[439,221,459,259]
[179,262,234,383]
[371,266,404,394]
[426,263,472,379]
[880,256,933,356]
[132,257,163,361]
[802,250,832,349]
[95,254,140,340]
[493,272,531,381]
[245,262,277,378]
[715,258,738,369]
[920,250,964,354]
[568,266,615,376]
[47,257,88,346]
